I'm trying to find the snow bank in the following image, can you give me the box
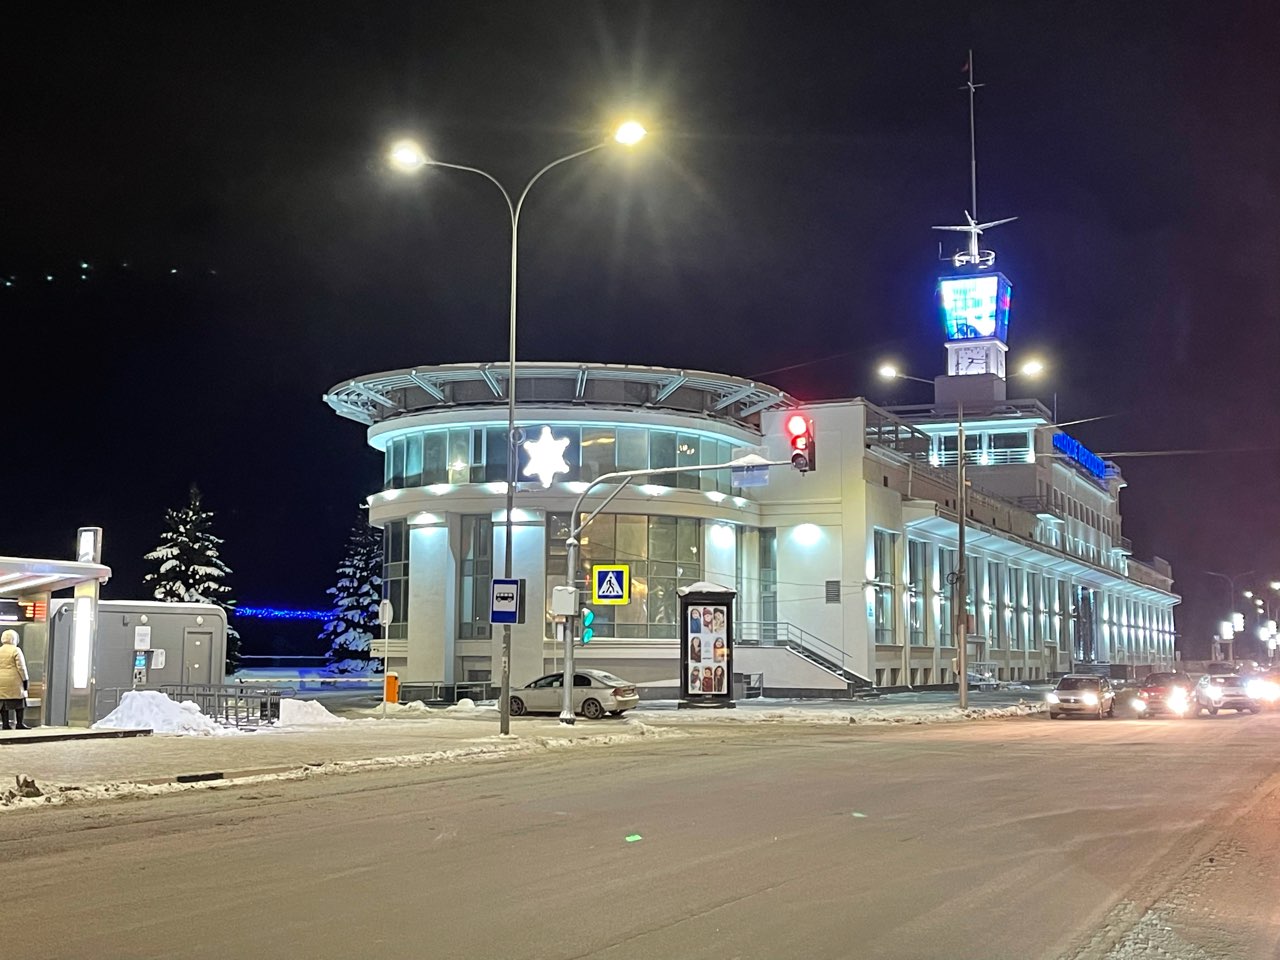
[640,699,1045,726]
[92,691,238,737]
[447,698,477,711]
[278,698,347,726]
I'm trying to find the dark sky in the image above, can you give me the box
[4,2,1278,657]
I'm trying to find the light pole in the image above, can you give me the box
[390,120,648,734]
[878,359,1044,709]
[1203,570,1253,661]
[878,364,970,707]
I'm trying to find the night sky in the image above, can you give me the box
[4,2,1278,657]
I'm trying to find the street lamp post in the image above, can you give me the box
[389,121,647,734]
[877,365,970,707]
[878,360,1045,709]
[1203,570,1254,661]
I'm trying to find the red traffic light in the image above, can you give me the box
[785,413,815,473]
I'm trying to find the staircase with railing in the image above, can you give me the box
[736,621,876,695]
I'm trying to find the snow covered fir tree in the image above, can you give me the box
[319,519,384,674]
[143,483,239,671]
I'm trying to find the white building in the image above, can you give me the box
[325,357,1178,695]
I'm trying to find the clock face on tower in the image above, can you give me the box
[953,345,988,374]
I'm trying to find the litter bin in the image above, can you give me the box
[732,672,746,700]
[384,671,400,704]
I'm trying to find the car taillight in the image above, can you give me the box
[613,687,625,697]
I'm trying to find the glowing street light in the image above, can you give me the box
[1245,590,1255,599]
[387,118,650,732]
[388,139,428,171]
[1018,358,1045,377]
[613,120,647,145]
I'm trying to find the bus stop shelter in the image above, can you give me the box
[0,547,111,727]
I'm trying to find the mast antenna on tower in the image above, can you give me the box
[932,50,1016,269]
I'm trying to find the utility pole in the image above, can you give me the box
[955,400,969,709]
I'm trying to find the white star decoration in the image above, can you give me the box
[521,426,571,488]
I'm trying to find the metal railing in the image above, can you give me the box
[160,683,290,727]
[737,621,872,687]
[96,684,291,728]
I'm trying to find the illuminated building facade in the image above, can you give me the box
[326,360,1177,694]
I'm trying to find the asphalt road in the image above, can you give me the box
[6,711,1280,960]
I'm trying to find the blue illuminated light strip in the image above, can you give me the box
[1052,433,1107,480]
[236,606,331,621]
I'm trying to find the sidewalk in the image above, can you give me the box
[0,688,1046,811]
[0,711,672,806]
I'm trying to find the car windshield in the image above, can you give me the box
[1209,676,1241,686]
[1143,673,1184,686]
[1057,677,1099,690]
[586,671,630,686]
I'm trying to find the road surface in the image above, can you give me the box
[6,711,1280,959]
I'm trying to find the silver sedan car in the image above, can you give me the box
[509,669,640,719]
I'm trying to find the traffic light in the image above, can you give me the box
[786,413,816,473]
[581,607,595,644]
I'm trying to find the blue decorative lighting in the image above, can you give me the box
[1052,432,1107,480]
[938,272,1012,342]
[236,605,330,621]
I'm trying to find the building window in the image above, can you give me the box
[938,546,955,647]
[544,513,702,639]
[985,559,1000,648]
[381,519,408,642]
[580,427,616,481]
[872,529,897,645]
[908,539,928,646]
[458,516,493,639]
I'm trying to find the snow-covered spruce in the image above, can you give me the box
[143,483,239,670]
[319,519,383,675]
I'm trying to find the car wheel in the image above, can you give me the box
[1208,706,1219,716]
[509,696,526,717]
[1106,700,1115,718]
[581,698,605,720]
[1049,710,1060,720]
[1251,706,1262,714]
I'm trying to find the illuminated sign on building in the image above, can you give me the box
[1053,432,1108,480]
[937,272,1012,342]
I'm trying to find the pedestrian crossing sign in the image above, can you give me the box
[592,564,630,605]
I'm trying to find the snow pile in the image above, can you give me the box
[447,698,477,711]
[640,699,1045,726]
[278,698,347,726]
[92,691,237,737]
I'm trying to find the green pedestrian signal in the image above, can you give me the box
[581,607,595,644]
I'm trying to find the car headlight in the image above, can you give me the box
[1082,691,1099,706]
[1168,690,1188,705]
[1247,679,1264,698]
[1132,699,1147,711]
[1209,686,1225,700]
[1046,692,1059,704]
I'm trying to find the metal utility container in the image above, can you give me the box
[47,600,227,725]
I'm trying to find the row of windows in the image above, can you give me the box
[545,513,703,639]
[873,534,1173,655]
[383,425,748,494]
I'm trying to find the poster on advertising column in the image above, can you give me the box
[679,581,736,709]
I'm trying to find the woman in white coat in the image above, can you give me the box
[0,629,30,730]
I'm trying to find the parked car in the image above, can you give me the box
[1132,672,1196,718]
[1047,675,1116,719]
[509,669,640,719]
[1193,674,1261,716]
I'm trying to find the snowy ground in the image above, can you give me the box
[8,713,1280,959]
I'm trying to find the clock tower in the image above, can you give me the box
[939,271,1012,379]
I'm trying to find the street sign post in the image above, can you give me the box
[592,565,630,605]
[490,578,525,625]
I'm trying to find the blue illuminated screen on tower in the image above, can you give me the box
[937,272,1011,342]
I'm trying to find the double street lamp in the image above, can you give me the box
[876,360,1044,709]
[390,120,648,734]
